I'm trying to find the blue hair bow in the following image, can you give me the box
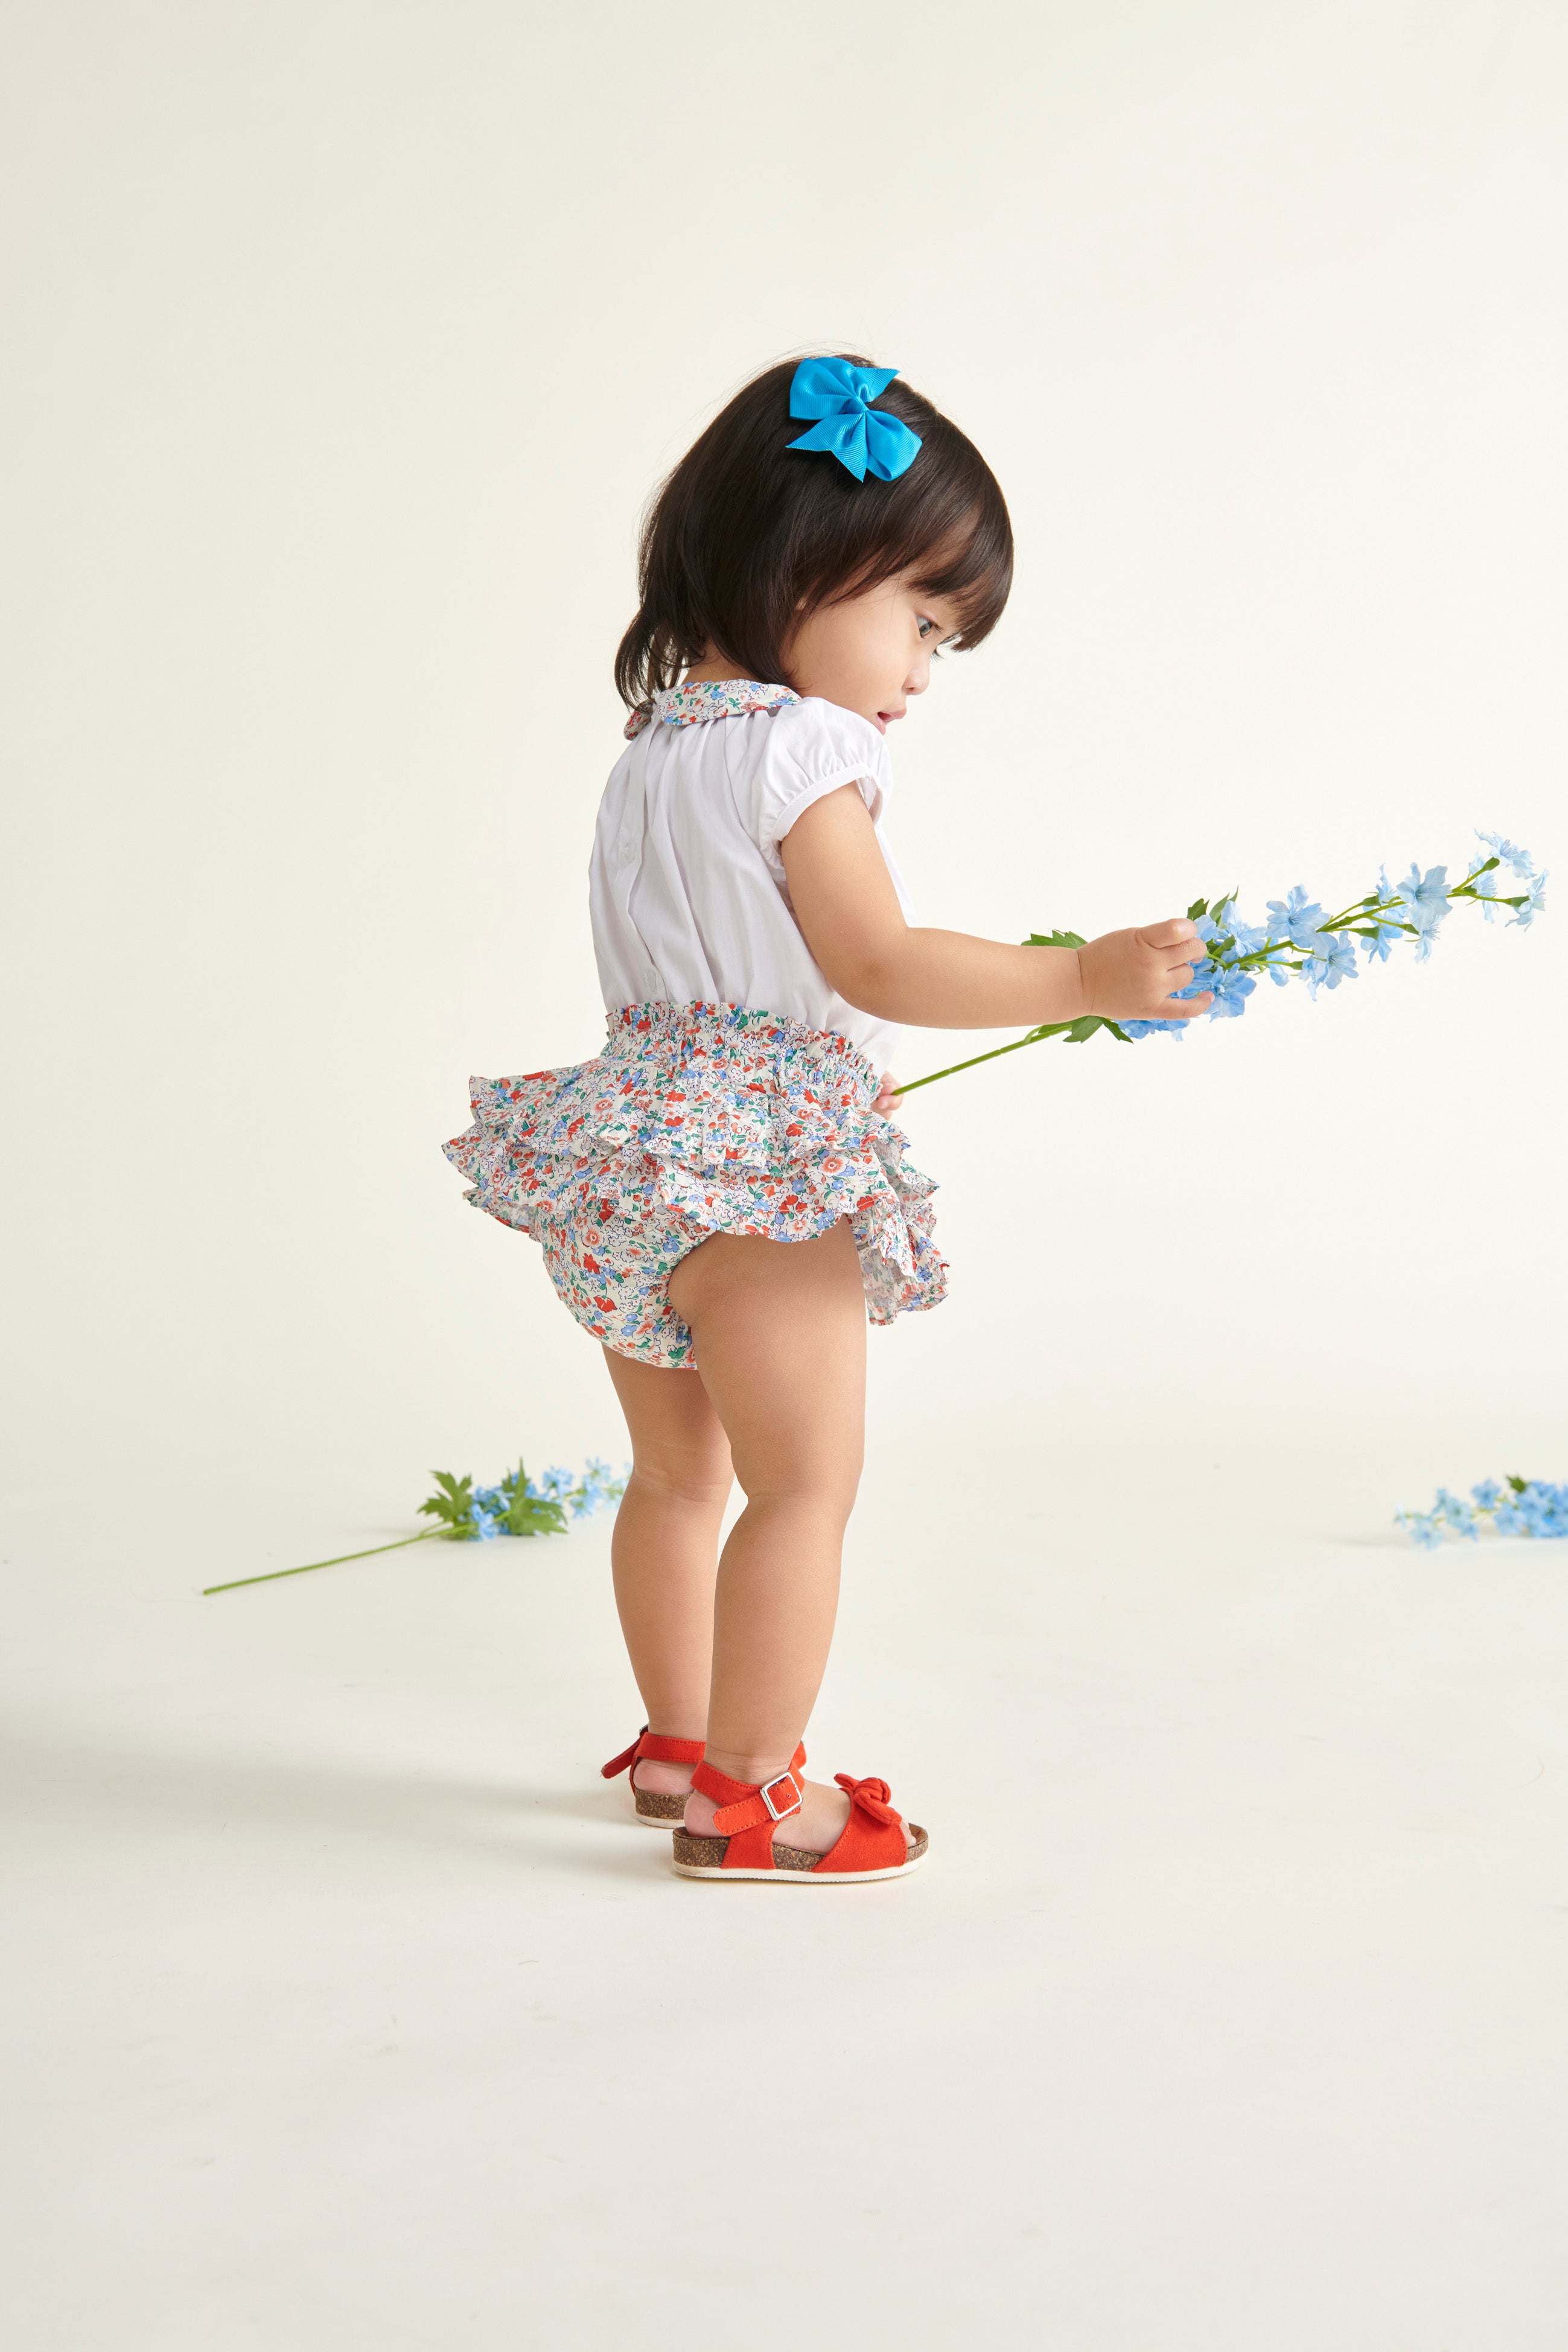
[785,357,923,483]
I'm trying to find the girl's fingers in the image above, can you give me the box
[1141,918,1201,951]
[1156,990,1213,1019]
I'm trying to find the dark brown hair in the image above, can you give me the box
[614,355,1013,707]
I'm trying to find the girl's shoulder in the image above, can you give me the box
[733,696,891,855]
[760,694,887,780]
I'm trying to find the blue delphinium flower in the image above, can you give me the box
[1266,885,1330,952]
[1359,905,1406,961]
[1222,911,1293,986]
[1204,963,1256,1019]
[1511,870,1547,929]
[1117,1016,1184,1041]
[1519,1480,1568,1538]
[1476,829,1537,881]
[1304,932,1359,997]
[472,1458,626,1536]
[571,1455,631,1517]
[1398,1474,1566,1547]
[1393,863,1451,960]
[1433,1487,1479,1540]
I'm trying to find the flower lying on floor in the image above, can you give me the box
[897,832,1544,1094]
[203,1456,629,1595]
[1395,1477,1568,1550]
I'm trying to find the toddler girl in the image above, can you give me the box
[445,355,1209,1881]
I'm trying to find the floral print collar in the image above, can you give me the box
[623,680,800,741]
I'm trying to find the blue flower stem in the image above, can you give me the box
[895,865,1517,1097]
[893,1028,1071,1095]
[202,1526,451,1596]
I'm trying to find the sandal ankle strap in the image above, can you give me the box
[601,1726,706,1780]
[692,1743,808,1834]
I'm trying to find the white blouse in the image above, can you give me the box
[588,681,911,1072]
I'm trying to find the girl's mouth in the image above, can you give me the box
[875,708,905,732]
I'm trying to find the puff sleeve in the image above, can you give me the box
[735,697,892,884]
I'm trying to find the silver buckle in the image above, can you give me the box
[759,1770,802,1822]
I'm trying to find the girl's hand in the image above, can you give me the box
[874,1070,902,1115]
[1077,920,1213,1022]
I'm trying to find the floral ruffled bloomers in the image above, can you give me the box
[443,1002,948,1369]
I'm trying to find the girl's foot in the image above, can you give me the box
[683,1774,916,1856]
[634,1757,698,1801]
[675,1758,927,1881]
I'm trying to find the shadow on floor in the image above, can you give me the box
[0,1729,658,1878]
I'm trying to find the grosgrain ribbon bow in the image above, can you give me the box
[833,1772,902,1825]
[786,357,923,483]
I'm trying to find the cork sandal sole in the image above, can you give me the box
[671,1823,929,1882]
[632,1788,688,1828]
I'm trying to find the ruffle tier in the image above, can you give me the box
[442,1001,948,1365]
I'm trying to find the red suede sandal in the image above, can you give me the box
[672,1755,928,1882]
[601,1727,706,1828]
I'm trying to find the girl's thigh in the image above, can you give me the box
[601,1349,732,1494]
[667,1220,866,1501]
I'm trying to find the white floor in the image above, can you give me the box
[5,1427,1567,2350]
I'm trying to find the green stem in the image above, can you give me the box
[203,1526,450,1596]
[894,1027,1068,1095]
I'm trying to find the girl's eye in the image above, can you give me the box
[917,616,937,639]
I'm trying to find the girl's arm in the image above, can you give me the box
[780,784,1213,1030]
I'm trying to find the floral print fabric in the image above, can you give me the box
[443,1001,948,1369]
[622,680,800,741]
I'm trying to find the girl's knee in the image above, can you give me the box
[627,1441,733,1511]
[730,1453,864,1522]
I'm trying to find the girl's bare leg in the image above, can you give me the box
[601,1349,733,1797]
[668,1218,899,1857]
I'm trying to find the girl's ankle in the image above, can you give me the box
[700,1749,798,1785]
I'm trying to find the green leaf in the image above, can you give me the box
[1507,1474,1529,1494]
[505,1491,569,1539]
[1064,1016,1106,1044]
[1024,928,1088,951]
[1187,897,1208,920]
[417,1470,476,1538]
[1104,1020,1133,1043]
[492,1456,570,1539]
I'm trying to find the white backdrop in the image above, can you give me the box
[7,12,1568,2347]
[4,0,1565,1566]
